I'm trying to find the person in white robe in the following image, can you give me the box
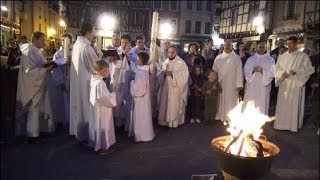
[89,60,117,151]
[273,36,315,132]
[70,23,100,141]
[16,32,54,139]
[158,46,189,128]
[112,35,133,129]
[212,39,243,122]
[51,43,68,125]
[243,41,275,114]
[129,52,155,142]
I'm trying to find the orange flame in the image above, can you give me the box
[223,101,275,157]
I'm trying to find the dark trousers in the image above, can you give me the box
[190,95,202,119]
[204,95,218,124]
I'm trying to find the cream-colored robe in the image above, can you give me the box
[89,75,117,151]
[273,50,314,132]
[129,65,155,142]
[158,56,189,128]
[70,36,99,141]
[243,52,275,114]
[16,44,53,137]
[213,51,243,121]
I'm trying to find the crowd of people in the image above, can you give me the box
[1,21,319,154]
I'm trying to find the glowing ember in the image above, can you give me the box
[222,101,275,157]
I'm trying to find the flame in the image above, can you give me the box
[223,101,274,157]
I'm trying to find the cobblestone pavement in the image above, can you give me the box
[1,121,319,180]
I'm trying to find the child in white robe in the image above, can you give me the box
[129,52,155,142]
[89,60,117,152]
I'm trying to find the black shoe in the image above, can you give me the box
[27,137,47,144]
[97,147,116,155]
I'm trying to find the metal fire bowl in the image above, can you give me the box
[211,135,280,179]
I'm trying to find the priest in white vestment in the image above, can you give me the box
[89,61,117,151]
[112,34,133,128]
[212,39,243,121]
[243,42,275,114]
[70,23,99,141]
[16,32,53,138]
[129,52,154,142]
[273,36,315,132]
[158,46,189,128]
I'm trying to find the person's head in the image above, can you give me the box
[135,36,145,49]
[277,39,285,48]
[207,38,213,49]
[93,60,109,78]
[303,48,311,56]
[219,44,224,53]
[168,45,178,60]
[90,36,97,47]
[61,33,72,48]
[257,41,267,55]
[279,47,286,55]
[19,36,28,44]
[136,52,149,66]
[207,70,218,82]
[164,40,171,50]
[31,32,46,49]
[112,35,120,47]
[80,22,96,42]
[287,36,298,52]
[224,39,233,53]
[237,42,245,51]
[156,38,161,47]
[193,65,201,76]
[311,46,319,56]
[120,34,131,49]
[188,42,199,54]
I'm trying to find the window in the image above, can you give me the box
[206,1,212,11]
[248,2,259,21]
[170,0,178,11]
[195,21,201,33]
[286,0,295,19]
[196,1,202,10]
[185,20,191,33]
[187,1,193,10]
[215,8,222,16]
[205,22,212,34]
[231,9,238,26]
[153,1,162,9]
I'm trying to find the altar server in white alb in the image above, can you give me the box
[70,22,99,141]
[129,52,155,142]
[89,60,117,152]
[273,36,314,132]
[243,41,275,114]
[212,39,243,122]
[158,46,189,128]
[16,32,54,140]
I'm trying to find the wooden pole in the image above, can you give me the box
[148,11,159,74]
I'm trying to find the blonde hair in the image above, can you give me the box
[93,60,109,71]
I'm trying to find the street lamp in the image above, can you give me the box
[98,13,117,48]
[1,6,8,11]
[100,14,116,31]
[252,16,264,34]
[159,22,173,39]
[59,19,66,27]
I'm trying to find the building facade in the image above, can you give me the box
[219,1,273,51]
[0,0,22,48]
[64,1,221,52]
[303,1,320,48]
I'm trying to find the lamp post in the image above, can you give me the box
[98,13,116,48]
[159,21,173,39]
[253,16,264,35]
